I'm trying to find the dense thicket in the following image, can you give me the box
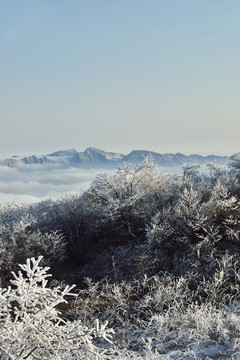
[1,156,240,284]
[1,155,240,358]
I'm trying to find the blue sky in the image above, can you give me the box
[0,0,240,158]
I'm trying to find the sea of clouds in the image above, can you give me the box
[0,164,107,204]
[0,162,209,205]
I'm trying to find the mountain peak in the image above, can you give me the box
[47,149,78,157]
[84,147,104,154]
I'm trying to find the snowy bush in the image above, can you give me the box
[27,195,99,264]
[146,185,210,262]
[0,220,66,285]
[85,161,178,245]
[70,267,240,359]
[0,256,114,359]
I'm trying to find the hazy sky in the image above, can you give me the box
[1,0,240,158]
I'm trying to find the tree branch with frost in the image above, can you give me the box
[0,256,114,359]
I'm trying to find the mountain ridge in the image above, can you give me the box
[0,147,230,169]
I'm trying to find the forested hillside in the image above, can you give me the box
[1,155,240,359]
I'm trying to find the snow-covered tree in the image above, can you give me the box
[0,256,114,359]
[86,161,178,243]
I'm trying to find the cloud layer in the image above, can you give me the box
[0,165,104,204]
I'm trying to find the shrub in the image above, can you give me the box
[0,220,66,285]
[0,256,114,359]
[85,162,178,245]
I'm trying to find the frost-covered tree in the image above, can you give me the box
[0,256,114,359]
[206,161,223,181]
[229,153,240,172]
[0,218,66,286]
[86,161,178,244]
[182,164,200,182]
[36,195,97,263]
[146,186,210,263]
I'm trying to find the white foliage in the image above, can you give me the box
[87,161,177,239]
[0,256,114,359]
[0,220,66,285]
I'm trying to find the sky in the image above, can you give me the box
[1,0,240,158]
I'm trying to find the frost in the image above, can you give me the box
[0,256,114,359]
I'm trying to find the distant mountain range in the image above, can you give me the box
[0,147,230,169]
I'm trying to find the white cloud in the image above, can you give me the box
[0,165,109,204]
[0,192,41,204]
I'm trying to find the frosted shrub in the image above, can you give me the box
[71,270,240,358]
[0,202,29,228]
[0,256,114,359]
[229,154,240,174]
[147,172,240,271]
[0,220,66,284]
[86,161,177,243]
[50,195,98,263]
[29,195,98,264]
[182,164,200,182]
[203,180,239,219]
[146,187,209,256]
